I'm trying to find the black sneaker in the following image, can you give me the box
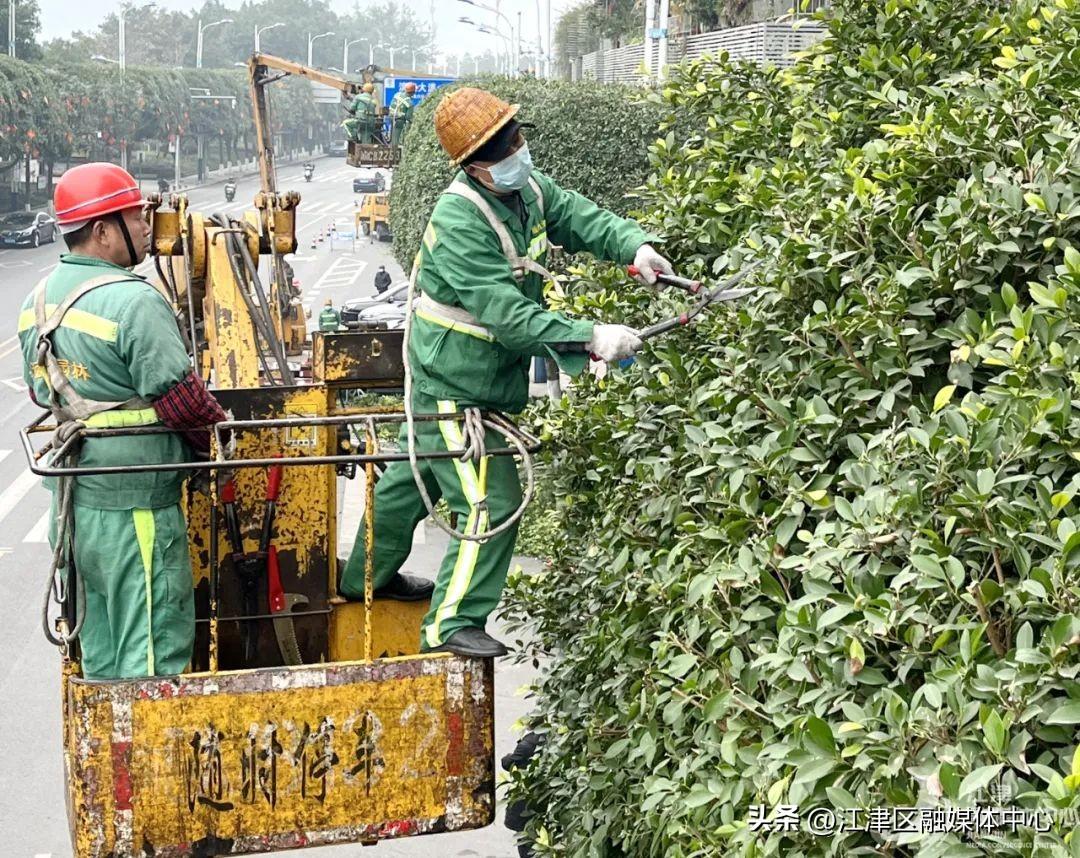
[424,628,508,658]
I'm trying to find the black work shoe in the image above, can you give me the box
[374,572,434,601]
[337,561,434,602]
[425,628,508,658]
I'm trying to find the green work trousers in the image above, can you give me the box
[55,502,195,679]
[341,395,522,649]
[342,118,378,144]
[390,119,409,146]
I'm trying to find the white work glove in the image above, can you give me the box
[631,243,674,288]
[588,324,643,362]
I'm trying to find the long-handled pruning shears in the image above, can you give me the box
[626,260,761,340]
[552,260,762,358]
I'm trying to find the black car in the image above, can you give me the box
[352,168,387,193]
[0,211,57,247]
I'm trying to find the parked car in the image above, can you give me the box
[352,167,386,193]
[340,280,410,329]
[328,139,349,157]
[0,211,57,247]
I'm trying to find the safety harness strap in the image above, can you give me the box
[32,274,153,422]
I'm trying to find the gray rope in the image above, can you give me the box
[41,421,86,650]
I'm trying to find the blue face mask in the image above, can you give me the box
[487,141,533,192]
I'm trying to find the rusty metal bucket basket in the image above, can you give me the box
[21,402,539,857]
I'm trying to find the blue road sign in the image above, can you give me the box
[381,76,456,108]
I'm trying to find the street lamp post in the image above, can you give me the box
[255,22,284,53]
[457,0,517,76]
[308,31,335,67]
[343,37,364,75]
[196,17,232,69]
[7,0,13,58]
[459,16,501,74]
[411,49,417,71]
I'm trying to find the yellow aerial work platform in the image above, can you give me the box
[26,399,537,856]
[22,178,540,855]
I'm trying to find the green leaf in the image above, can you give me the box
[933,385,956,412]
[983,710,1006,756]
[805,716,836,756]
[1047,703,1080,725]
[959,764,1003,799]
[817,604,853,629]
[666,653,698,678]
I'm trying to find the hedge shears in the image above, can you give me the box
[552,260,761,358]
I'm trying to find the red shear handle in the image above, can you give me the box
[267,545,285,613]
[266,464,283,502]
[221,478,236,504]
[627,265,703,294]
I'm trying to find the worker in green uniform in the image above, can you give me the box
[18,162,226,679]
[344,82,380,144]
[340,87,674,657]
[319,298,341,331]
[389,82,417,146]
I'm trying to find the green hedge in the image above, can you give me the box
[503,0,1080,855]
[388,75,665,270]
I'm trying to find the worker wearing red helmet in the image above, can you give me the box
[16,162,227,679]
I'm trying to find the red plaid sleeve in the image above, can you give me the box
[153,371,228,453]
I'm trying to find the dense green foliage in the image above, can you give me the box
[388,75,665,270]
[503,0,1080,855]
[0,56,333,176]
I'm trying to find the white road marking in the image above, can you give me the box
[0,342,22,360]
[0,469,42,527]
[24,509,49,543]
[38,262,58,273]
[0,377,27,391]
[0,450,13,466]
[312,256,367,292]
[0,334,16,350]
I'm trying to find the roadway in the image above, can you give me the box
[0,156,528,857]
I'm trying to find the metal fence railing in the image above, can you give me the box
[569,19,827,84]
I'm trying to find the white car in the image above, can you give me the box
[341,281,411,330]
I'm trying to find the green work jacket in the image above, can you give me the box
[319,308,341,331]
[413,169,655,412]
[349,93,378,123]
[18,254,193,510]
[390,91,414,121]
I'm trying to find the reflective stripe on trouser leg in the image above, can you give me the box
[67,504,195,680]
[132,509,156,675]
[416,401,522,648]
[424,400,490,649]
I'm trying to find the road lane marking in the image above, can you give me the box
[0,376,27,391]
[0,469,41,527]
[0,342,22,361]
[312,257,367,293]
[24,509,49,543]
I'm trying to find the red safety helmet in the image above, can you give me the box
[54,162,144,232]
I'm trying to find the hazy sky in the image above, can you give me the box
[39,0,579,57]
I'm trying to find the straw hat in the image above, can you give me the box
[434,87,520,166]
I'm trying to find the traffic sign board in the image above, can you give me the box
[381,76,456,108]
